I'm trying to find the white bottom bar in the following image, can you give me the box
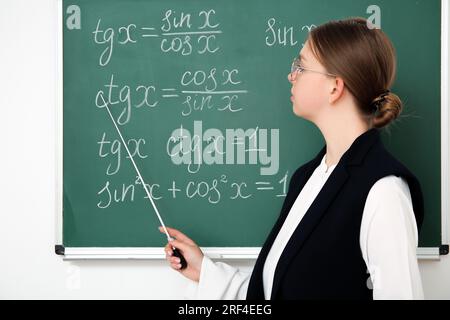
[62,247,260,260]
[417,247,441,260]
[60,247,441,260]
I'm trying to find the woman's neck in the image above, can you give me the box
[320,124,370,169]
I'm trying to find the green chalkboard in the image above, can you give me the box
[62,0,443,250]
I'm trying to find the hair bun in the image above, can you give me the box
[372,90,403,128]
[370,90,390,112]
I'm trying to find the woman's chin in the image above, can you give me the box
[292,104,302,117]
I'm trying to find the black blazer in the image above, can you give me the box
[246,128,424,300]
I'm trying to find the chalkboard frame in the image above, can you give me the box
[55,0,449,260]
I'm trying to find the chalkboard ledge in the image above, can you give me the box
[55,247,260,260]
[55,246,444,260]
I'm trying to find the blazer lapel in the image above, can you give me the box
[269,128,381,299]
[247,147,326,299]
[270,163,349,299]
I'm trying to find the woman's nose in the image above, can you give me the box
[287,72,294,83]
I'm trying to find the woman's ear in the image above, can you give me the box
[329,77,345,104]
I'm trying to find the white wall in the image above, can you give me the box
[0,0,449,299]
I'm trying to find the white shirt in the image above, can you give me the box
[184,154,424,300]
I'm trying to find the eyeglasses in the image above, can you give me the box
[290,57,337,80]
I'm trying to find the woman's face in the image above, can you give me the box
[288,40,334,121]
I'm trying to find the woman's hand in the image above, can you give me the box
[159,226,204,282]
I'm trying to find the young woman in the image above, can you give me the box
[160,17,425,300]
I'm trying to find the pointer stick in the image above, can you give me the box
[100,93,187,270]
